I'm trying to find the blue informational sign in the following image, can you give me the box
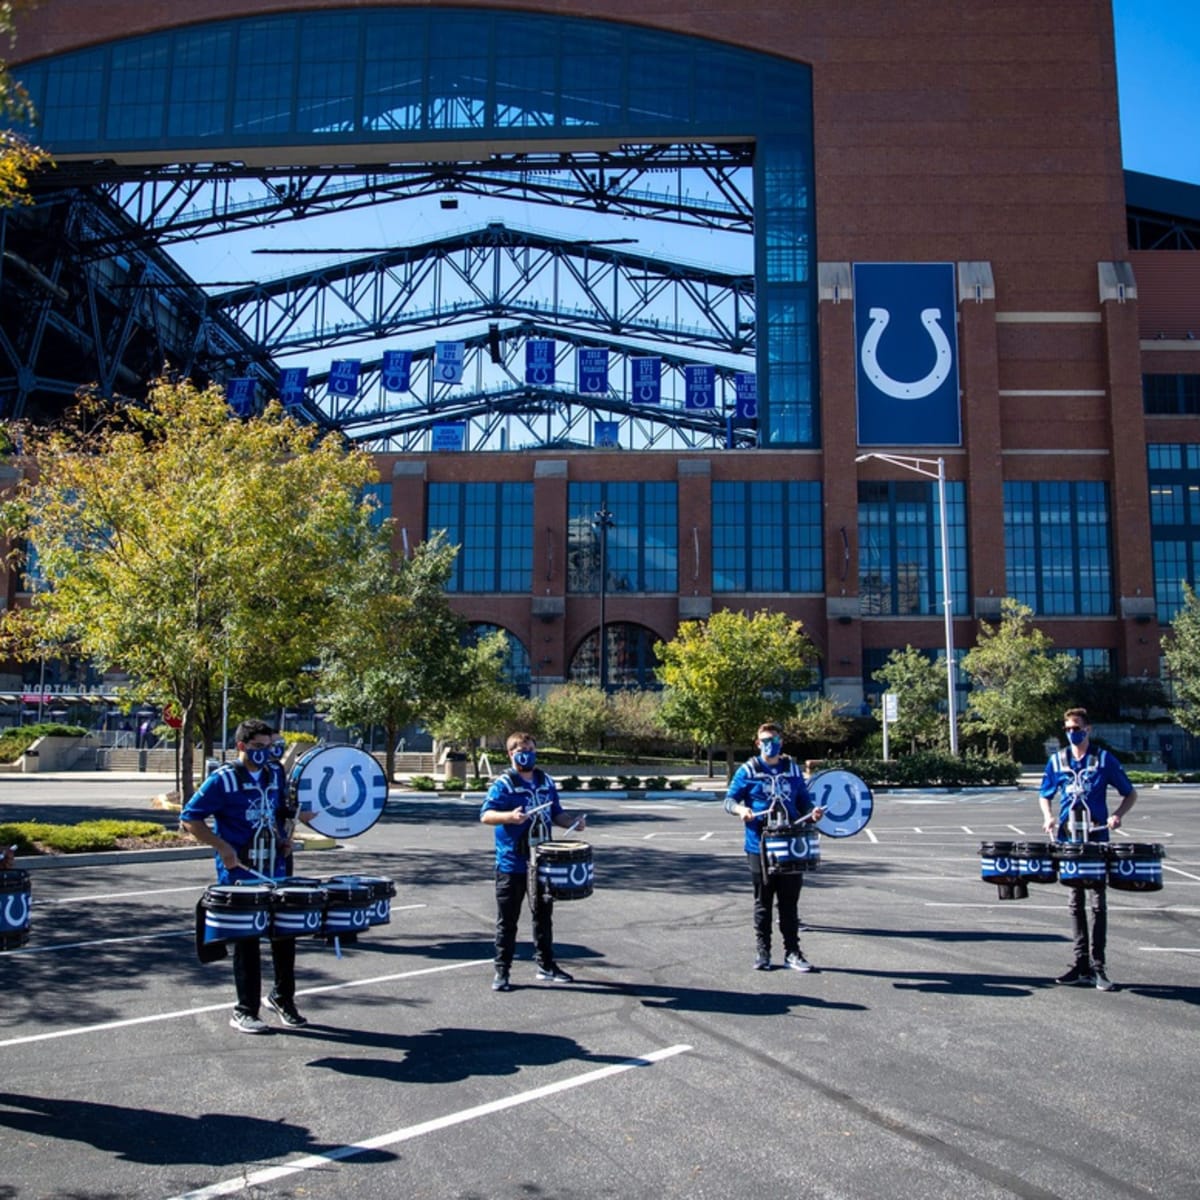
[525,339,556,386]
[578,348,608,394]
[631,357,661,405]
[279,367,308,411]
[734,372,757,421]
[226,378,255,416]
[431,423,466,451]
[684,364,715,411]
[853,262,960,446]
[435,341,466,384]
[382,349,413,392]
[328,359,362,398]
[594,420,620,448]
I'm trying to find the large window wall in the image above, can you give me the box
[566,482,677,593]
[712,480,822,592]
[426,481,533,592]
[1147,443,1200,622]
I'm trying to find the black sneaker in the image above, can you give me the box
[1054,963,1094,986]
[229,1011,271,1034]
[754,953,771,971]
[535,964,574,983]
[491,968,512,992]
[1093,965,1118,992]
[266,994,308,1027]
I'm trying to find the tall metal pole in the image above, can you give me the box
[935,457,959,756]
[593,507,614,691]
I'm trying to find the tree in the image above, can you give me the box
[0,380,379,796]
[872,645,948,753]
[319,533,473,781]
[1162,582,1200,734]
[961,597,1073,757]
[654,608,818,780]
[606,688,665,760]
[539,682,609,758]
[1,4,51,209]
[784,696,854,761]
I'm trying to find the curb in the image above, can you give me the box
[14,841,341,871]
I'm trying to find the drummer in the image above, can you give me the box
[1039,707,1138,992]
[725,721,825,973]
[480,731,586,992]
[181,719,313,1033]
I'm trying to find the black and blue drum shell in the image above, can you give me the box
[321,879,374,934]
[270,882,328,938]
[1015,841,1058,885]
[979,841,1022,886]
[0,868,32,951]
[1054,843,1109,888]
[201,883,274,943]
[763,828,820,874]
[535,841,594,900]
[326,874,395,925]
[1106,842,1164,892]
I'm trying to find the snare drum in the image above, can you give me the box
[1015,841,1058,885]
[270,880,328,938]
[321,878,373,934]
[761,826,820,876]
[200,883,274,944]
[536,841,594,901]
[326,874,396,926]
[979,841,1027,900]
[0,868,31,951]
[1106,842,1164,892]
[1054,842,1109,888]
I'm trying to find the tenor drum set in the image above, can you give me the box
[979,839,1165,900]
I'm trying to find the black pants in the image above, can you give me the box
[494,870,554,970]
[746,853,804,957]
[233,937,297,1017]
[1069,884,1108,967]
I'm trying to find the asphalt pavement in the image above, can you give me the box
[1,774,1197,1199]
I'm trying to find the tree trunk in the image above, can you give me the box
[385,722,397,782]
[180,707,197,800]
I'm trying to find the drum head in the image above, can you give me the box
[809,769,874,838]
[290,745,389,838]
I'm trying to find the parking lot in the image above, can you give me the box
[2,777,1198,1199]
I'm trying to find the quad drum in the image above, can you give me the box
[979,841,1166,898]
[1106,843,1164,892]
[1054,843,1110,889]
[0,868,32,951]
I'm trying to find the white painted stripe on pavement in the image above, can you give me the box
[163,1043,693,1200]
[1164,864,1200,883]
[40,885,203,905]
[1137,947,1200,954]
[864,828,878,843]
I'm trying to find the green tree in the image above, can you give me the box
[1,4,51,208]
[606,688,665,760]
[1162,582,1200,734]
[784,696,854,761]
[655,608,818,780]
[539,682,609,758]
[0,379,379,795]
[962,597,1072,757]
[319,533,472,781]
[872,645,948,753]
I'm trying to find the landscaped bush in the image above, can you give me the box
[643,775,669,790]
[668,778,690,790]
[586,776,612,790]
[408,774,438,791]
[467,776,491,790]
[558,775,582,791]
[0,723,89,763]
[441,778,465,792]
[616,774,642,790]
[1,819,179,854]
[816,753,1020,789]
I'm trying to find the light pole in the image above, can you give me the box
[855,452,959,756]
[591,506,615,691]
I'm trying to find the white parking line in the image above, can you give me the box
[39,886,203,905]
[163,1043,693,1200]
[864,828,878,843]
[1137,947,1200,954]
[1006,825,1026,835]
[1164,864,1200,883]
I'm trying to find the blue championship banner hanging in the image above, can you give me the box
[431,423,466,451]
[278,367,308,411]
[435,341,466,384]
[853,262,961,446]
[684,364,715,411]
[381,349,413,393]
[525,339,556,386]
[328,359,362,399]
[595,420,620,448]
[226,378,255,417]
[631,357,661,405]
[734,372,757,421]
[577,348,608,394]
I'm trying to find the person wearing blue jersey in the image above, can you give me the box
[1039,707,1138,992]
[181,719,311,1032]
[725,722,825,972]
[480,731,586,992]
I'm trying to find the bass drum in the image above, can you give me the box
[289,745,389,838]
[808,770,874,838]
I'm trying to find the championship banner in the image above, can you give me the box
[684,365,715,411]
[853,262,960,446]
[577,348,608,394]
[435,341,466,384]
[594,420,620,448]
[431,422,466,451]
[328,359,362,399]
[525,339,556,386]
[279,367,308,411]
[226,378,255,417]
[631,357,661,405]
[734,372,757,421]
[381,349,413,393]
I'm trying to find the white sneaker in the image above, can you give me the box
[229,1011,270,1034]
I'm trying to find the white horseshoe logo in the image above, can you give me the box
[567,863,591,886]
[4,892,29,927]
[305,910,322,930]
[530,365,551,384]
[254,911,270,933]
[860,306,953,400]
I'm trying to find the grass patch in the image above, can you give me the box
[0,819,189,855]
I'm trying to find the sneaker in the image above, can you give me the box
[753,953,772,971]
[491,969,512,992]
[535,964,574,983]
[784,951,814,973]
[229,1011,270,1034]
[1093,965,1118,992]
[1054,963,1094,986]
[266,994,308,1027]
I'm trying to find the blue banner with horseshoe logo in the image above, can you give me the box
[853,262,960,447]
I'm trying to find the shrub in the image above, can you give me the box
[467,776,491,790]
[668,777,690,790]
[814,753,1020,789]
[441,778,465,792]
[643,775,669,790]
[616,774,642,789]
[0,723,89,764]
[558,775,582,791]
[1,818,175,854]
[408,774,439,791]
[586,776,612,790]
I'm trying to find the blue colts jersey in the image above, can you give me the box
[724,756,814,855]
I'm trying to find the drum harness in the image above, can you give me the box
[746,757,816,882]
[1054,750,1102,845]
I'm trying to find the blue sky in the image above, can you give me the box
[1114,0,1200,184]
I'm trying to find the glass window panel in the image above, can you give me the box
[567,482,676,593]
[426,482,531,593]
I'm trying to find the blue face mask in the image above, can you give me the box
[244,745,272,767]
[759,737,782,758]
[1066,728,1087,747]
[513,748,537,770]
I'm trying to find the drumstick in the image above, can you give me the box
[564,815,586,834]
